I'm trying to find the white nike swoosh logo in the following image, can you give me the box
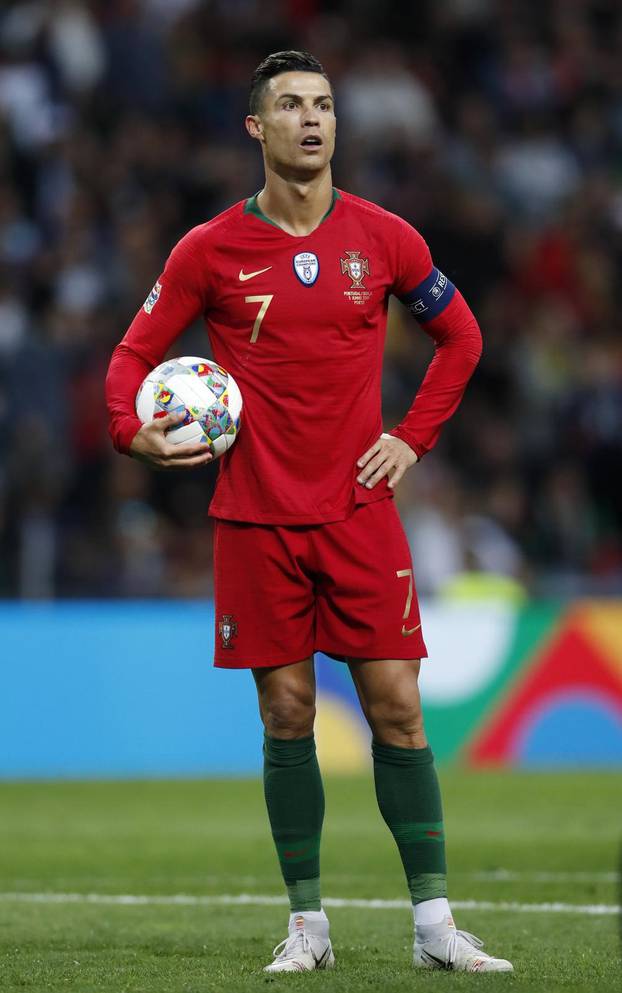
[402,623,421,637]
[238,266,272,282]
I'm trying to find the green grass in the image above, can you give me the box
[0,771,619,992]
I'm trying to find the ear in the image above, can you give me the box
[245,114,264,143]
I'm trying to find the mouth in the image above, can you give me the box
[299,135,323,150]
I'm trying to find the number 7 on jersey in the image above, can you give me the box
[245,294,274,343]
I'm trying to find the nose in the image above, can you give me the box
[301,105,320,126]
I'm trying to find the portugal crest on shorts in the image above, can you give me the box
[218,614,238,649]
[340,251,369,288]
[293,252,319,286]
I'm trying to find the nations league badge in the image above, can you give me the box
[293,252,319,286]
[143,280,162,314]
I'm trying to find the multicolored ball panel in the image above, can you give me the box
[135,355,243,458]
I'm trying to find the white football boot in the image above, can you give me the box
[264,912,335,973]
[414,917,513,973]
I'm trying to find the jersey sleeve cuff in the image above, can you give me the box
[112,415,144,456]
[388,426,426,460]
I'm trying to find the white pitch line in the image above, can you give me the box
[207,871,619,885]
[0,892,618,916]
[467,870,619,883]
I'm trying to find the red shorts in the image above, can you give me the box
[213,498,427,668]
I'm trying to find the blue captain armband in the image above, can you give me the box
[400,267,455,321]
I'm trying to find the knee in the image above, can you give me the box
[262,686,316,739]
[365,697,426,748]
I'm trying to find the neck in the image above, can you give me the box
[257,166,334,237]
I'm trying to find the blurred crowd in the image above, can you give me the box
[1,0,621,599]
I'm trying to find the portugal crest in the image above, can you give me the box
[293,252,319,286]
[218,614,238,649]
[340,251,370,288]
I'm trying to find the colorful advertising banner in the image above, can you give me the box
[1,600,621,777]
[316,600,622,770]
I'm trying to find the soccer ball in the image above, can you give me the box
[136,356,243,457]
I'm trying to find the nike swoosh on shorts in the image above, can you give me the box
[402,623,422,636]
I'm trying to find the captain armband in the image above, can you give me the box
[399,267,455,321]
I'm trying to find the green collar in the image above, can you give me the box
[244,187,341,231]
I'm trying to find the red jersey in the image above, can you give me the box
[106,189,482,525]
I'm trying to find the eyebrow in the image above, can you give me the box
[276,93,334,103]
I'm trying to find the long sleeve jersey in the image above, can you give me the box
[106,189,482,524]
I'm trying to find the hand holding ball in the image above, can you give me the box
[132,356,242,469]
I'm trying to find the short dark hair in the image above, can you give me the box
[249,50,330,115]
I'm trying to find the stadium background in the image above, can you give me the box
[0,0,621,776]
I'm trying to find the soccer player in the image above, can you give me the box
[106,51,513,975]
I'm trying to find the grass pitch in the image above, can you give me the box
[0,771,619,992]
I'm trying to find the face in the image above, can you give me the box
[246,71,336,176]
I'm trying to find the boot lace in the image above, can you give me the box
[446,929,485,966]
[272,929,311,961]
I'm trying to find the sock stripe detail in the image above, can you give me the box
[275,833,322,864]
[392,821,445,844]
[286,878,321,913]
[409,872,449,904]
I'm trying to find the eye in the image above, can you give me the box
[283,101,297,110]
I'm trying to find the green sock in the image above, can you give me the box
[372,740,447,905]
[263,734,324,911]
